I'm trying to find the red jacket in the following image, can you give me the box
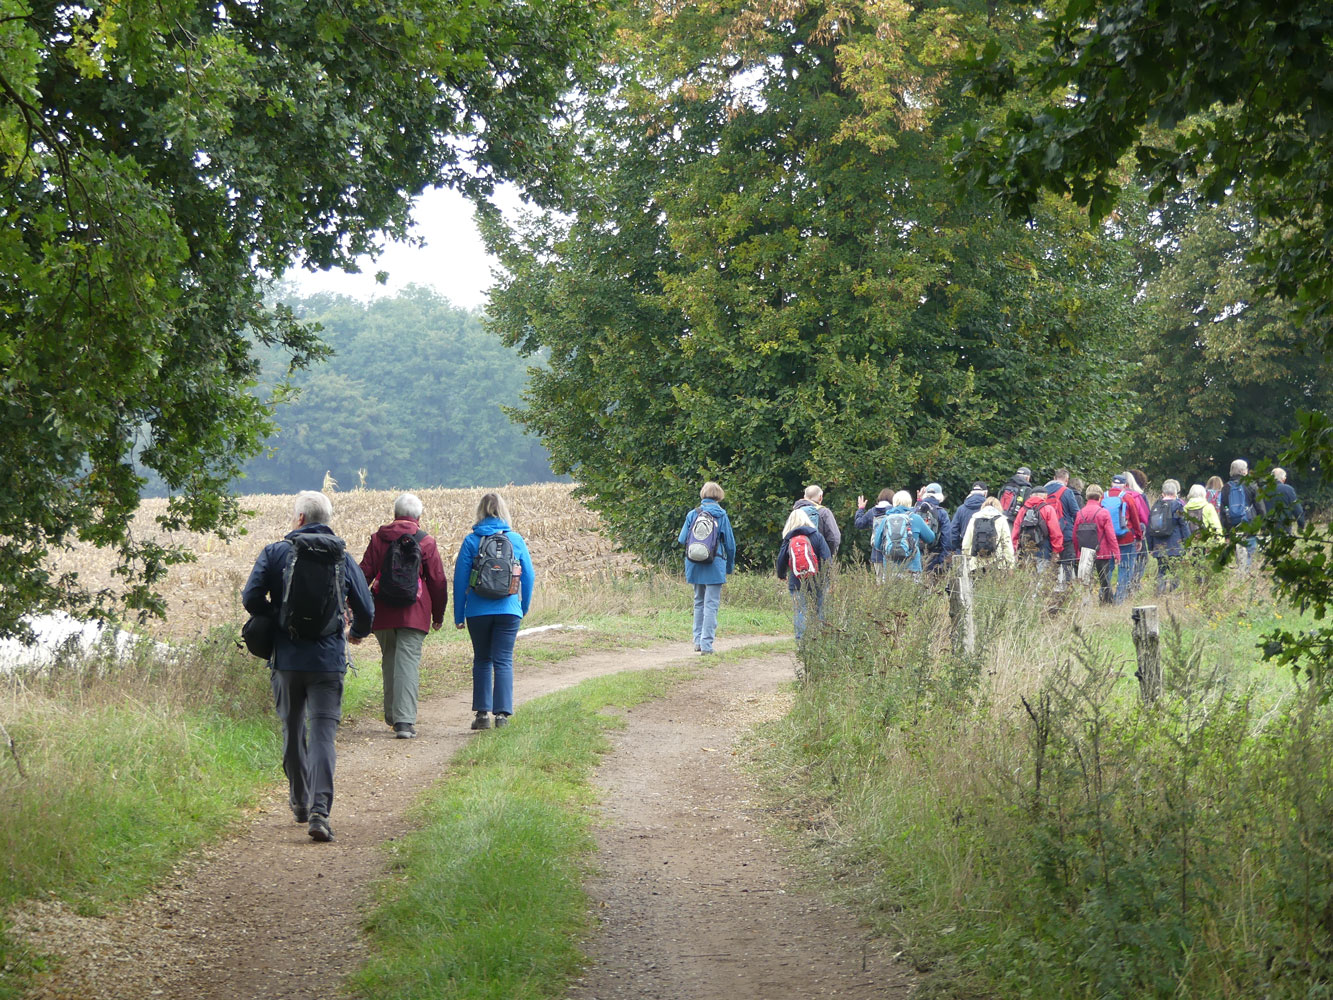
[1073,501,1120,560]
[1105,487,1143,543]
[358,518,448,632]
[1010,495,1064,558]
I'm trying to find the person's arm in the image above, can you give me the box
[913,514,936,546]
[358,535,380,588]
[452,536,473,626]
[424,538,448,628]
[1047,508,1063,555]
[1098,511,1118,559]
[678,508,696,546]
[1250,483,1267,516]
[723,514,737,574]
[241,545,276,617]
[776,540,790,580]
[345,553,375,638]
[516,533,535,616]
[823,508,841,554]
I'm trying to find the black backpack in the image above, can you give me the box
[278,534,347,641]
[470,532,520,599]
[378,530,426,606]
[1148,500,1174,539]
[1018,504,1048,553]
[915,502,945,553]
[970,514,998,557]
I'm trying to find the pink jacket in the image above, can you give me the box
[358,518,448,632]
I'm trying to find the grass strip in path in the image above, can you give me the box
[351,641,792,1000]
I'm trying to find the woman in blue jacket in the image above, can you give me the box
[871,490,937,578]
[453,492,535,730]
[677,481,737,654]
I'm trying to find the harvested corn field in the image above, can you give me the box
[46,484,639,641]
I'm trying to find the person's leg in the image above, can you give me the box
[815,581,826,622]
[467,615,496,713]
[692,584,706,650]
[488,615,521,717]
[873,560,886,584]
[390,628,425,726]
[1096,559,1114,603]
[700,583,722,653]
[1115,544,1136,603]
[304,670,345,820]
[375,629,397,726]
[792,587,807,641]
[271,668,310,818]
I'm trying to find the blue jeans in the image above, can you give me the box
[692,583,722,652]
[467,614,520,715]
[271,668,344,819]
[792,581,825,641]
[1115,543,1137,604]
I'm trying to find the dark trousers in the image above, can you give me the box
[467,614,521,715]
[271,668,344,818]
[1095,558,1115,604]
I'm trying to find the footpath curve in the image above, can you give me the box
[11,634,908,999]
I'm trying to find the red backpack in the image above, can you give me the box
[789,534,820,578]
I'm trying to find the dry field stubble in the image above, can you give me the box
[47,484,640,642]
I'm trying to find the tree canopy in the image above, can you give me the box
[485,0,1136,564]
[0,0,598,636]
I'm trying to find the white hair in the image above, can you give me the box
[1230,458,1249,477]
[1272,467,1287,483]
[1161,479,1180,497]
[804,484,823,502]
[294,490,333,525]
[1187,484,1206,500]
[394,492,423,519]
[891,490,912,507]
[1123,471,1143,494]
[783,508,817,535]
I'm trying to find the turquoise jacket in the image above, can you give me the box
[871,506,937,574]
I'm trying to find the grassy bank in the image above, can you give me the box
[754,565,1330,998]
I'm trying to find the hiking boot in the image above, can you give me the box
[471,711,493,731]
[694,644,701,652]
[292,806,309,824]
[307,814,333,842]
[394,723,417,739]
[493,713,510,728]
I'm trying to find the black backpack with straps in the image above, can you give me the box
[278,534,347,640]
[378,530,427,606]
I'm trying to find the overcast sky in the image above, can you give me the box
[287,186,508,311]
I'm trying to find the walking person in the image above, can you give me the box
[242,490,374,842]
[678,481,737,654]
[1220,459,1266,572]
[1205,475,1225,513]
[871,490,937,580]
[794,484,842,558]
[358,493,448,739]
[1146,480,1192,593]
[1183,484,1224,538]
[1044,469,1082,586]
[915,483,953,576]
[777,507,831,640]
[453,492,535,731]
[959,496,1014,578]
[1072,485,1119,604]
[1271,468,1307,535]
[1105,475,1143,603]
[949,482,988,556]
[855,488,895,582]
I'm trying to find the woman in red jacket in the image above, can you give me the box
[1072,485,1120,604]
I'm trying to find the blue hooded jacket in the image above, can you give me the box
[1043,481,1081,552]
[871,506,936,574]
[677,500,737,585]
[452,518,535,624]
[948,493,985,554]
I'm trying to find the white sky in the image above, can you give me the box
[287,185,509,311]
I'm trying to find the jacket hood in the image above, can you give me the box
[959,493,985,513]
[783,523,819,541]
[472,516,513,537]
[885,505,913,515]
[793,498,819,511]
[375,517,424,543]
[1042,481,1066,494]
[870,499,891,511]
[1183,497,1209,510]
[698,499,726,515]
[284,523,339,542]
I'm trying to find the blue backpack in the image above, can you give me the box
[1225,481,1254,529]
[1102,494,1127,536]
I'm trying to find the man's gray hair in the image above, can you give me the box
[1230,458,1249,477]
[804,484,823,502]
[394,492,424,520]
[1272,467,1287,483]
[294,490,333,525]
[1162,479,1180,497]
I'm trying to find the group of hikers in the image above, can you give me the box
[241,489,533,843]
[680,459,1308,645]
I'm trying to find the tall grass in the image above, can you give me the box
[757,566,1333,998]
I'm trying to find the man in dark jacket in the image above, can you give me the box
[1271,468,1307,534]
[1043,469,1082,585]
[998,467,1032,517]
[949,483,987,554]
[358,493,448,740]
[916,482,953,573]
[243,490,374,842]
[794,485,842,558]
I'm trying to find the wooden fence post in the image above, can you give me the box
[950,565,976,656]
[1132,605,1162,704]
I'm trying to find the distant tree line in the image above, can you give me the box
[224,287,558,495]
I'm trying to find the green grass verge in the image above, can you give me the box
[350,662,707,1000]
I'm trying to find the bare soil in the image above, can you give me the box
[10,636,909,1000]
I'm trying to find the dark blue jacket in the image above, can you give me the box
[678,500,737,585]
[776,525,831,594]
[1146,497,1194,557]
[948,494,985,554]
[1273,482,1307,532]
[242,524,375,672]
[916,497,952,571]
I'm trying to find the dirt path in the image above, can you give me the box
[11,635,907,999]
[568,652,911,1000]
